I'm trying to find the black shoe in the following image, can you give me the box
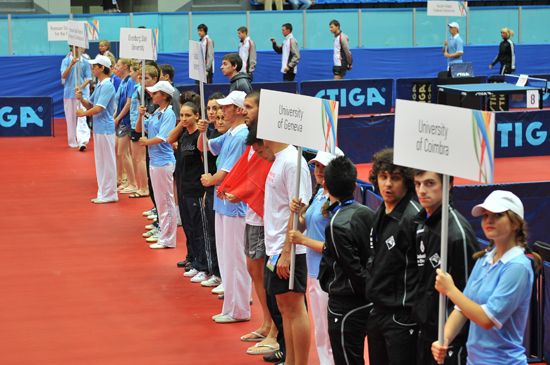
[184,262,193,271]
[176,260,188,268]
[263,350,284,363]
[275,362,285,365]
[79,145,86,152]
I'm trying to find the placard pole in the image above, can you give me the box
[437,173,450,363]
[141,59,145,137]
[199,80,208,174]
[288,146,303,290]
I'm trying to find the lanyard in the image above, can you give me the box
[329,199,354,214]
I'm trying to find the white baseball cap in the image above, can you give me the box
[88,54,112,68]
[471,190,524,219]
[448,22,460,30]
[146,81,176,96]
[217,90,246,108]
[309,147,344,167]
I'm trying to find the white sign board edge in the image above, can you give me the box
[427,1,468,17]
[257,89,339,153]
[393,99,495,184]
[48,21,68,41]
[188,40,206,83]
[67,20,89,48]
[119,27,157,61]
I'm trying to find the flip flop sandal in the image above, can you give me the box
[240,331,267,342]
[246,342,279,355]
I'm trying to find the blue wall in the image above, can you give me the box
[0,7,550,56]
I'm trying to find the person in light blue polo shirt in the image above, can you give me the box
[432,190,543,365]
[197,90,252,323]
[61,46,92,149]
[76,54,118,204]
[136,81,177,250]
[444,22,464,70]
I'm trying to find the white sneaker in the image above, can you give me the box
[201,275,222,287]
[142,228,158,238]
[211,283,224,294]
[149,243,174,249]
[145,234,158,243]
[142,208,156,217]
[190,271,208,283]
[184,268,198,277]
[144,223,156,230]
[147,213,158,220]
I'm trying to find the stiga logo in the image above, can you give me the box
[315,87,386,108]
[0,105,44,128]
[0,97,52,137]
[497,121,547,147]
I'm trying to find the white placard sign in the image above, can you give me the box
[257,89,339,152]
[427,1,468,17]
[526,90,540,109]
[394,99,495,183]
[189,40,206,83]
[67,20,89,48]
[48,21,68,41]
[516,74,529,87]
[119,27,157,61]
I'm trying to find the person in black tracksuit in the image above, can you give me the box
[365,148,421,365]
[412,171,479,365]
[489,27,516,75]
[318,156,375,365]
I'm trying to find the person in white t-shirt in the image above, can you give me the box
[261,138,312,365]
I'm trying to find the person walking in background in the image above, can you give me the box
[443,22,464,70]
[75,55,118,204]
[271,23,300,82]
[198,24,214,84]
[237,27,257,82]
[329,20,352,80]
[489,28,516,74]
[432,190,541,365]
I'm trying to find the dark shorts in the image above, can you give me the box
[116,124,131,138]
[333,65,347,77]
[264,253,307,295]
[130,129,141,142]
[244,224,266,260]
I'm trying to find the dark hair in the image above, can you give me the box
[180,90,200,107]
[237,26,248,34]
[222,53,243,72]
[209,92,225,101]
[282,23,293,32]
[182,101,200,115]
[329,19,340,28]
[145,60,160,79]
[159,64,175,81]
[324,156,357,200]
[413,170,455,187]
[245,90,260,104]
[245,123,263,146]
[368,148,414,193]
[197,24,208,33]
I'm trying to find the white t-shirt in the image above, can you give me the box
[264,145,312,256]
[245,148,264,226]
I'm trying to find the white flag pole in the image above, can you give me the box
[288,146,303,290]
[199,80,209,174]
[437,174,450,363]
[140,59,146,137]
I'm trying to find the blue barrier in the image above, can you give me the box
[0,97,53,137]
[301,79,393,115]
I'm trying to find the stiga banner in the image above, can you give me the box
[495,111,550,157]
[0,97,53,137]
[300,79,393,115]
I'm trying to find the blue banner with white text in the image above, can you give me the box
[0,97,53,137]
[300,79,393,115]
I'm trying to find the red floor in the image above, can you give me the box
[0,121,287,365]
[357,155,550,185]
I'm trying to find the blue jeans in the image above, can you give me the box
[288,0,312,10]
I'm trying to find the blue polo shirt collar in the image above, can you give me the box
[482,246,524,267]
[228,123,247,136]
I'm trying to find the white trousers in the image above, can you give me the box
[93,133,118,201]
[150,164,177,248]
[215,213,251,319]
[63,98,90,147]
[308,276,335,365]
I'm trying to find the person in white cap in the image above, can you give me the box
[197,90,252,323]
[136,80,178,249]
[443,22,464,70]
[76,54,118,204]
[432,190,542,365]
[288,148,345,365]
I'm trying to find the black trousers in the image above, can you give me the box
[145,148,156,209]
[328,297,371,365]
[366,307,418,365]
[416,330,467,365]
[283,71,296,81]
[178,192,219,276]
[264,259,285,355]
